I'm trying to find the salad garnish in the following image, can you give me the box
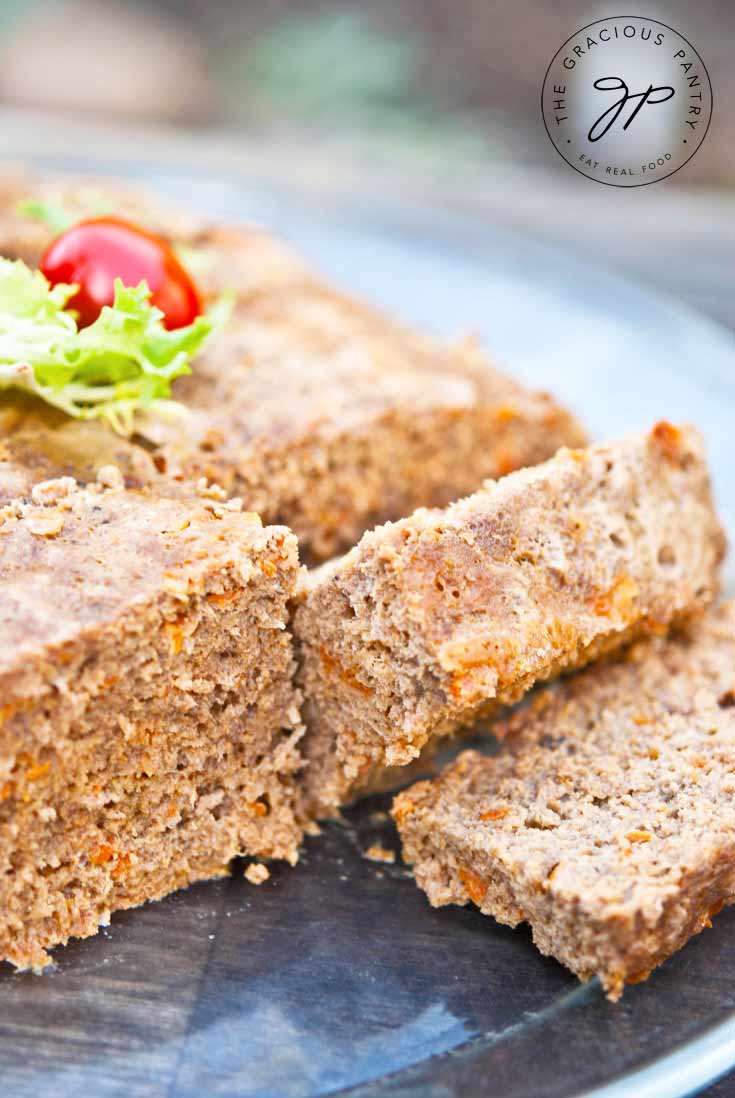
[0,257,228,436]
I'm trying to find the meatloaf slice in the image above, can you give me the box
[0,474,303,969]
[393,601,735,1000]
[295,423,725,814]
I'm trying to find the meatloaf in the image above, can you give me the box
[0,171,586,560]
[393,601,735,1000]
[295,423,725,814]
[0,473,303,969]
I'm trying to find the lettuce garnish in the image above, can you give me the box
[0,258,227,436]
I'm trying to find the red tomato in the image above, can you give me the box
[39,217,202,329]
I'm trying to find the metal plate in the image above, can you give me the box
[0,166,733,1098]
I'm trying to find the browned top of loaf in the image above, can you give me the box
[0,171,585,482]
[132,251,576,481]
[318,423,725,708]
[0,475,297,675]
[394,600,735,918]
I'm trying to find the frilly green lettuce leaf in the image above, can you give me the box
[0,258,229,436]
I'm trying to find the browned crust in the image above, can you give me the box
[296,424,726,814]
[393,601,735,1000]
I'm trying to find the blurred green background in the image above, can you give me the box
[0,0,730,186]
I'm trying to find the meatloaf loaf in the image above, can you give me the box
[393,601,735,1000]
[295,423,725,814]
[0,473,303,969]
[0,172,586,560]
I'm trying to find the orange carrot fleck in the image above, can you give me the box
[459,866,488,905]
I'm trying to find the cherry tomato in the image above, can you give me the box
[39,217,202,330]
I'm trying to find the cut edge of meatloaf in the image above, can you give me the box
[295,422,726,815]
[0,473,304,970]
[392,601,735,1001]
[0,170,587,561]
